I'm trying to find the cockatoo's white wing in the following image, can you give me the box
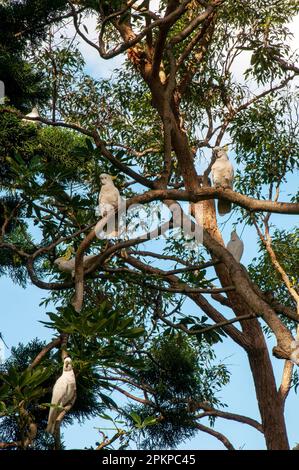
[54,257,76,273]
[98,177,121,237]
[46,362,76,435]
[99,185,120,213]
[211,150,234,215]
[46,376,66,434]
[226,235,244,262]
[211,160,234,187]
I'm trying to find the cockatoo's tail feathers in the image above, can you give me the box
[226,231,244,262]
[218,200,231,216]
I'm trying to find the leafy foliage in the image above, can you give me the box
[231,93,299,197]
[0,338,106,449]
[249,227,299,309]
[0,0,68,109]
[127,333,230,449]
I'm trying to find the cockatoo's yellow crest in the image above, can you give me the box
[62,246,75,261]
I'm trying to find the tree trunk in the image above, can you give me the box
[141,63,290,450]
[245,321,289,449]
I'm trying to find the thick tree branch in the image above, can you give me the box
[132,187,299,214]
[124,253,247,346]
[152,0,182,78]
[69,0,193,59]
[28,337,62,370]
[194,403,263,433]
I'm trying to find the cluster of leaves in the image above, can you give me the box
[43,303,145,340]
[0,339,59,449]
[0,337,111,449]
[248,227,298,310]
[0,225,33,287]
[126,333,230,449]
[231,93,299,198]
[0,112,39,182]
[0,0,69,109]
[171,0,297,140]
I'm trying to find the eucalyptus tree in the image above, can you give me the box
[0,0,299,450]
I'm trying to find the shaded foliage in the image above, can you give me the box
[127,333,230,449]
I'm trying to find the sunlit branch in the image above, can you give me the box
[169,1,222,46]
[252,217,299,310]
[278,360,294,409]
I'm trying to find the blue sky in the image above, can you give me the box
[1,5,299,450]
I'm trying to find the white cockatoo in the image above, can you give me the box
[46,357,76,435]
[211,146,234,216]
[54,254,98,277]
[226,230,244,262]
[98,173,122,237]
[22,107,40,124]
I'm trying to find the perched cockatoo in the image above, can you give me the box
[226,230,244,262]
[46,357,76,435]
[22,107,40,124]
[211,146,234,216]
[54,254,98,277]
[98,173,122,237]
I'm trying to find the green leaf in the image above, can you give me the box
[99,392,118,409]
[121,327,144,338]
[130,411,142,425]
[142,416,157,427]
